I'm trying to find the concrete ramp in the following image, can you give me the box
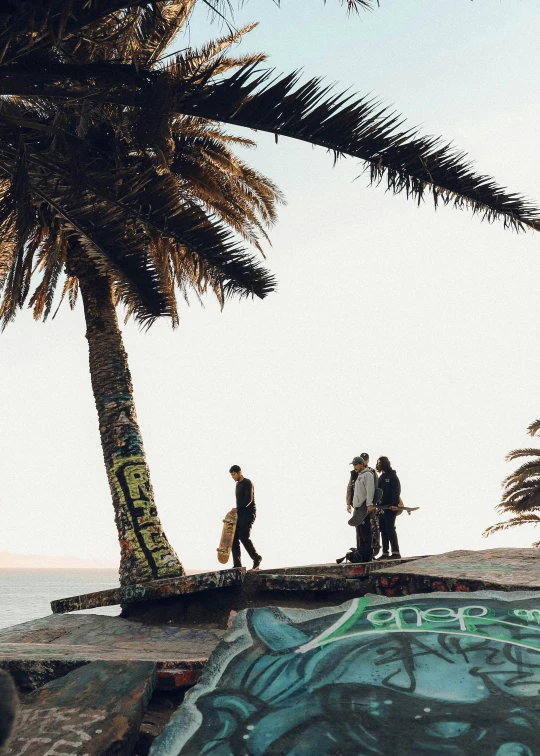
[0,614,224,693]
[152,591,540,755]
[5,660,155,755]
[373,547,540,595]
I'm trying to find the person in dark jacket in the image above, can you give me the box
[229,465,262,570]
[375,456,401,560]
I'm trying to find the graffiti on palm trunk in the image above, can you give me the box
[111,456,178,579]
[152,592,540,755]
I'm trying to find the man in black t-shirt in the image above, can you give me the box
[229,465,262,570]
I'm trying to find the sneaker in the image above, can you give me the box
[387,553,402,560]
[251,555,262,571]
[376,553,390,561]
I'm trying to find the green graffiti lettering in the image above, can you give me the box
[110,455,179,580]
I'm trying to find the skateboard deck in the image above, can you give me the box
[392,505,419,515]
[217,508,238,564]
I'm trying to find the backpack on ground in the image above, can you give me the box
[336,547,373,565]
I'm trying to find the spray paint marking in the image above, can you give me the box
[110,456,178,579]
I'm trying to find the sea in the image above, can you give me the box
[0,569,121,630]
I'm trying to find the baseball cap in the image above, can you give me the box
[349,455,366,465]
[350,453,369,465]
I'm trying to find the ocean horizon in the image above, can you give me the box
[0,568,122,630]
[0,567,213,630]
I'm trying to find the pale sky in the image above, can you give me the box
[1,0,540,574]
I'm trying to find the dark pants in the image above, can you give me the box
[232,509,259,567]
[380,510,400,555]
[355,519,373,561]
[355,514,380,561]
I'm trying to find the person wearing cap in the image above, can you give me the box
[347,454,380,561]
[346,453,378,511]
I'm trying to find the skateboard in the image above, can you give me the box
[391,505,419,516]
[349,503,419,525]
[347,488,383,527]
[217,507,237,564]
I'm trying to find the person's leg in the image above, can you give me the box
[379,513,390,557]
[238,511,261,567]
[232,524,242,568]
[385,511,401,556]
[370,514,381,557]
[355,523,363,552]
[356,520,373,561]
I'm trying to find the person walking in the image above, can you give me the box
[375,456,402,560]
[346,453,381,560]
[229,465,262,571]
[347,455,379,561]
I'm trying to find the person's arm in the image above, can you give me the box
[352,477,360,509]
[346,477,354,511]
[387,475,402,510]
[236,479,254,509]
[392,475,401,508]
[245,480,255,508]
[365,470,374,508]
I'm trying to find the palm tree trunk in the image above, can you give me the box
[67,245,185,586]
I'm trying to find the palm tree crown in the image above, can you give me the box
[0,0,538,335]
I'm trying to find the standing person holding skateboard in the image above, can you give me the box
[347,455,379,562]
[346,452,381,559]
[229,465,262,571]
[375,456,402,560]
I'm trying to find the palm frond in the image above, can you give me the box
[503,459,540,481]
[332,0,379,11]
[172,65,540,232]
[484,513,540,539]
[528,419,540,437]
[0,94,278,325]
[505,447,540,462]
[0,1,197,66]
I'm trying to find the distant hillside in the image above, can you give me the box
[0,551,118,569]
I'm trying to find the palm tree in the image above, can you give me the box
[0,12,283,586]
[484,422,540,547]
[1,1,539,585]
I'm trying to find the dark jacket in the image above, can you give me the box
[235,477,255,512]
[378,468,401,510]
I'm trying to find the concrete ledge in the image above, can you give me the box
[0,614,225,692]
[7,660,156,755]
[50,568,245,614]
[251,573,350,592]
[373,548,540,596]
[257,557,421,578]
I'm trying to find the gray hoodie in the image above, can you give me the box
[353,468,375,509]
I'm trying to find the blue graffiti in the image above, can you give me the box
[152,593,540,755]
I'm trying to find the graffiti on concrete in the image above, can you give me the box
[374,548,540,595]
[7,708,106,755]
[153,592,540,755]
[7,660,155,755]
[111,456,180,580]
[50,568,244,613]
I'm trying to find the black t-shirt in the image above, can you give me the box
[235,478,255,512]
